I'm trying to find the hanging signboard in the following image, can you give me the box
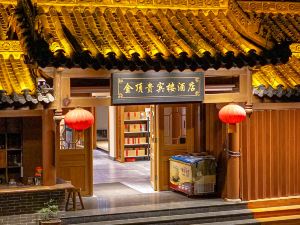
[111,71,204,105]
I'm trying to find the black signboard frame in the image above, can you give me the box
[111,71,204,105]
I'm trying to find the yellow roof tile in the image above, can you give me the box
[12,0,292,71]
[253,56,300,98]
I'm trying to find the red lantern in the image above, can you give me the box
[218,104,246,124]
[64,108,94,131]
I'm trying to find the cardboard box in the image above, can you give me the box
[134,112,141,120]
[128,138,134,144]
[125,138,135,144]
[124,124,129,132]
[135,137,139,144]
[129,112,140,120]
[135,137,146,144]
[140,124,146,131]
[125,148,136,157]
[140,112,146,119]
[129,124,139,132]
[124,112,130,120]
[128,124,134,132]
[136,148,146,156]
[129,112,135,120]
[140,137,147,144]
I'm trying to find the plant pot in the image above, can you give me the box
[39,219,61,225]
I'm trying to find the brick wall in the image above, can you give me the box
[0,212,66,225]
[0,190,65,216]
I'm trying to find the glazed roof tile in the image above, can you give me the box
[12,0,291,71]
[0,3,55,106]
[249,11,300,98]
[248,13,300,44]
[253,56,300,98]
[0,39,54,105]
[0,54,54,105]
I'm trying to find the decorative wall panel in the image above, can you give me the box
[240,109,300,201]
[204,104,227,198]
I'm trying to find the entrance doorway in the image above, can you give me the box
[92,103,198,195]
[93,105,154,202]
[56,103,225,209]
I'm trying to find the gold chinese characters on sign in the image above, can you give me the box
[121,80,198,95]
[112,72,204,105]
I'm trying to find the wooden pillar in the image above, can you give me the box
[53,68,64,182]
[42,109,56,186]
[92,107,97,150]
[245,67,253,116]
[225,123,241,201]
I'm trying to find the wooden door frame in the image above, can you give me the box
[150,105,158,191]
[55,108,94,196]
[156,103,195,191]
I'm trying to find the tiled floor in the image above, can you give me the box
[81,150,223,211]
[83,150,200,210]
[96,140,109,152]
[93,150,154,194]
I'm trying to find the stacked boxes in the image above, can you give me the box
[124,110,149,159]
[124,148,146,157]
[124,137,147,144]
[124,111,147,120]
[124,124,147,132]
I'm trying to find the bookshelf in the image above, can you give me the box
[116,106,151,162]
[0,118,23,184]
[124,112,150,160]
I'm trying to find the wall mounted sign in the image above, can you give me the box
[112,72,204,105]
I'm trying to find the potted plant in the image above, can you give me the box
[38,199,61,225]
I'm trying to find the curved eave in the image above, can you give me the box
[0,54,54,105]
[13,1,292,71]
[253,56,300,98]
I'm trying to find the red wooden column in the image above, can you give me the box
[53,68,64,181]
[226,123,241,201]
[42,109,56,186]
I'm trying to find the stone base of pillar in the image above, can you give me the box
[224,198,242,202]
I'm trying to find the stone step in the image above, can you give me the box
[248,197,300,209]
[252,204,300,218]
[69,209,253,225]
[191,219,260,225]
[258,215,300,225]
[62,200,247,224]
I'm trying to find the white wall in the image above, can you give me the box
[108,106,116,158]
[96,106,109,130]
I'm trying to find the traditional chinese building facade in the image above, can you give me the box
[0,0,298,222]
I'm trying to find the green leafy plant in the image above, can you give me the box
[38,199,59,221]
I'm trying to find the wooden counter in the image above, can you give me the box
[0,182,74,194]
